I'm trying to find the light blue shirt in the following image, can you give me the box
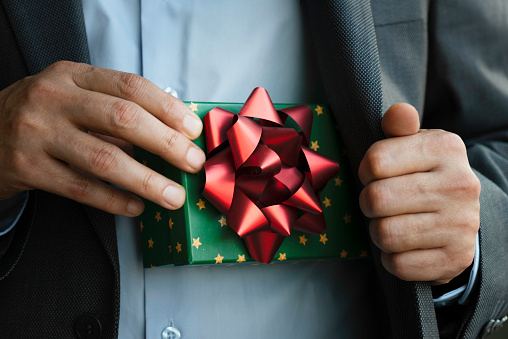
[0,0,478,338]
[82,1,377,338]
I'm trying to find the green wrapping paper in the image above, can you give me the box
[136,101,369,267]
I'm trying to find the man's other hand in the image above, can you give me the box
[358,103,481,285]
[0,61,205,216]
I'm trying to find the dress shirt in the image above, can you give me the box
[0,0,478,337]
[83,1,378,338]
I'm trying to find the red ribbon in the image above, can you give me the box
[202,87,340,263]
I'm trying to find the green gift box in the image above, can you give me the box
[136,99,368,267]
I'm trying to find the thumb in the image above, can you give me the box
[381,103,420,138]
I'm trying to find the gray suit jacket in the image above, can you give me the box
[1,0,508,338]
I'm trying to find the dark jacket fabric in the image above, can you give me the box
[1,0,508,338]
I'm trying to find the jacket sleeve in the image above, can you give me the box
[423,1,508,337]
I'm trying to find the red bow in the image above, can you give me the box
[202,88,340,263]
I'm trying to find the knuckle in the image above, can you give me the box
[109,100,140,130]
[448,170,482,199]
[373,218,398,253]
[5,151,27,173]
[464,207,480,233]
[437,131,466,154]
[46,60,75,72]
[455,209,480,235]
[441,246,473,279]
[384,253,410,281]
[363,144,389,180]
[102,189,120,212]
[161,97,176,115]
[465,171,482,198]
[451,247,475,272]
[25,78,58,103]
[10,109,40,138]
[78,63,100,80]
[460,252,474,271]
[89,144,118,174]
[139,170,156,195]
[161,129,180,154]
[359,182,387,217]
[116,72,145,99]
[68,176,93,200]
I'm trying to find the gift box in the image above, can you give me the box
[136,90,368,267]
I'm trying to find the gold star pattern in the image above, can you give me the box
[237,254,246,263]
[334,177,343,187]
[299,235,308,246]
[214,253,224,264]
[343,213,351,224]
[169,245,172,254]
[360,250,368,257]
[142,160,148,166]
[315,105,324,115]
[140,221,144,232]
[189,102,199,112]
[278,253,287,261]
[155,211,161,222]
[319,233,328,245]
[192,237,202,249]
[175,242,182,253]
[218,215,227,227]
[196,199,206,210]
[322,197,331,208]
[168,218,174,229]
[310,141,320,152]
[148,237,154,248]
[150,264,156,268]
[340,249,348,258]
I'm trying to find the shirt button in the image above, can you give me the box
[164,87,179,98]
[162,325,181,339]
[74,314,102,339]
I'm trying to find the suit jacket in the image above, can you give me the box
[1,0,508,338]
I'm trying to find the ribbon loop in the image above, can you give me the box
[238,87,283,125]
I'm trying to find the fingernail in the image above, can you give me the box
[186,146,206,171]
[163,185,186,209]
[182,115,202,139]
[127,198,144,216]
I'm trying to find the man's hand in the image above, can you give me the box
[0,61,206,216]
[358,103,481,284]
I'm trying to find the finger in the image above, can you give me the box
[381,245,474,284]
[358,130,444,185]
[369,213,449,253]
[381,103,420,138]
[359,172,440,218]
[48,130,186,210]
[71,64,203,140]
[34,158,145,216]
[69,91,205,173]
[88,132,135,157]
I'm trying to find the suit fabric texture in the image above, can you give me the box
[1,0,508,338]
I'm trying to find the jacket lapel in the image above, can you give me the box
[304,1,439,337]
[2,0,90,74]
